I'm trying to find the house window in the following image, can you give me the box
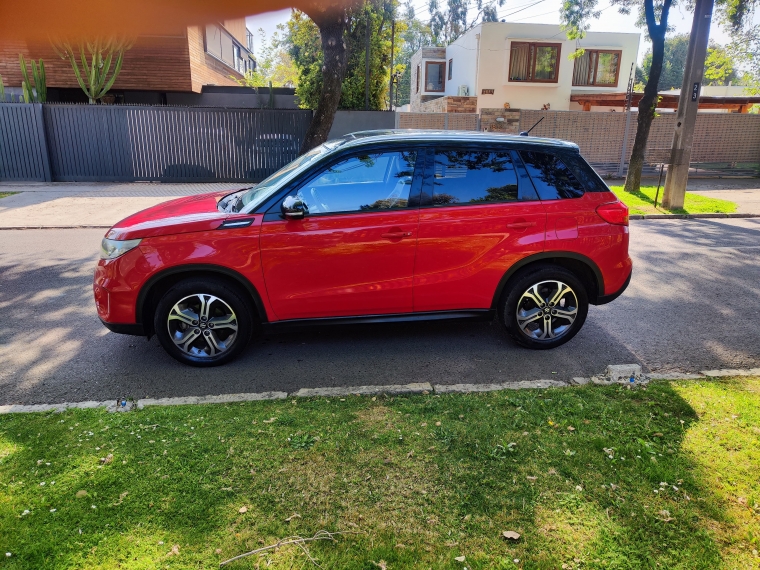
[448,59,453,80]
[508,42,561,83]
[416,65,420,94]
[425,61,446,92]
[572,50,621,86]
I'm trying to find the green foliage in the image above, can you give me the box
[609,184,737,215]
[287,2,400,110]
[638,34,739,90]
[52,37,132,104]
[0,74,5,102]
[427,0,505,45]
[395,16,434,107]
[19,55,46,103]
[236,25,299,89]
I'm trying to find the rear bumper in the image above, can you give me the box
[99,318,145,336]
[594,268,632,305]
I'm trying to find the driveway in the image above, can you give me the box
[1,218,759,405]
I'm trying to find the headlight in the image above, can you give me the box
[100,238,142,260]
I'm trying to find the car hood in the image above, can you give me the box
[105,190,243,241]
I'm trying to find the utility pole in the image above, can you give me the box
[365,9,371,110]
[661,0,714,209]
[389,19,395,111]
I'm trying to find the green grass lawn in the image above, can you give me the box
[610,185,737,216]
[2,378,759,569]
[0,192,18,200]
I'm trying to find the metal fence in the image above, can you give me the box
[0,104,312,182]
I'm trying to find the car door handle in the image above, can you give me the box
[506,221,536,229]
[381,231,413,239]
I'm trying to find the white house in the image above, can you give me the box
[409,22,640,113]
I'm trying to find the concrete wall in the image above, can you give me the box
[327,111,396,140]
[166,91,299,109]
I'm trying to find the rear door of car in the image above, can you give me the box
[412,145,546,312]
[259,147,424,320]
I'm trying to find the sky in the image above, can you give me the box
[246,3,759,64]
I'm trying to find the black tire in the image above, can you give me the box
[500,265,589,350]
[153,278,254,367]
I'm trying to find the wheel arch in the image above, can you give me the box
[491,252,605,310]
[135,264,268,336]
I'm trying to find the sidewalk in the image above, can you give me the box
[0,182,248,228]
[1,179,759,228]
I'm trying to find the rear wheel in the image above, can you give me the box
[154,278,253,366]
[501,266,588,350]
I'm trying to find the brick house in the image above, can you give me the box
[0,19,255,104]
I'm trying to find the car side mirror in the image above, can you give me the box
[281,195,308,220]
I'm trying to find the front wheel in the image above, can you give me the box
[501,266,588,350]
[154,278,253,366]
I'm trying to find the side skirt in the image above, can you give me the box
[261,310,496,334]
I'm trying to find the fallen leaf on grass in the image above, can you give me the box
[285,513,301,522]
[502,531,521,540]
[454,555,466,562]
[167,544,180,556]
[99,454,113,465]
[75,490,87,499]
[262,417,277,424]
[371,561,388,570]
[238,506,248,514]
[567,426,575,431]
[653,432,663,437]
[656,509,674,522]
[215,549,222,555]
[527,476,537,482]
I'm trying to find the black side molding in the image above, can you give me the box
[261,309,495,333]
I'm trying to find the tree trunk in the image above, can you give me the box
[299,7,348,153]
[623,0,672,193]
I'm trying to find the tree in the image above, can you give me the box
[637,34,738,90]
[563,0,675,193]
[236,26,299,88]
[395,9,434,106]
[288,1,400,117]
[52,37,132,104]
[427,0,505,45]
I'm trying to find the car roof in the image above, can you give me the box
[333,129,580,152]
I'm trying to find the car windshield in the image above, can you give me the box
[234,142,338,213]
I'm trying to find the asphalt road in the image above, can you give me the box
[1,220,759,405]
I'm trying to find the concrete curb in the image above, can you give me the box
[628,213,760,220]
[1,367,758,415]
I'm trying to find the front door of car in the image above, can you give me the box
[413,147,547,312]
[259,148,423,321]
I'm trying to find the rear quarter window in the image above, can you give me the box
[519,151,585,200]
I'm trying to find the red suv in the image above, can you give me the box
[94,131,631,366]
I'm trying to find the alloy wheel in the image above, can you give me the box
[515,280,579,341]
[167,294,238,358]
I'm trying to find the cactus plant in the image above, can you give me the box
[19,55,47,103]
[52,37,132,104]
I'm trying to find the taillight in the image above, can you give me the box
[596,201,629,226]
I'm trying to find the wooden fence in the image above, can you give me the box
[0,104,312,182]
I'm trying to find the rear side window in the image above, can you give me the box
[560,153,611,192]
[519,151,585,200]
[431,150,528,206]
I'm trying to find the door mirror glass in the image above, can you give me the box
[281,195,309,220]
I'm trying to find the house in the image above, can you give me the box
[0,20,256,105]
[409,22,640,113]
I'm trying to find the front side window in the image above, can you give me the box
[294,151,418,215]
[572,50,621,86]
[519,151,585,200]
[425,61,445,92]
[509,42,561,83]
[431,150,525,206]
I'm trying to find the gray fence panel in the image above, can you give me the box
[41,105,312,182]
[0,103,50,181]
